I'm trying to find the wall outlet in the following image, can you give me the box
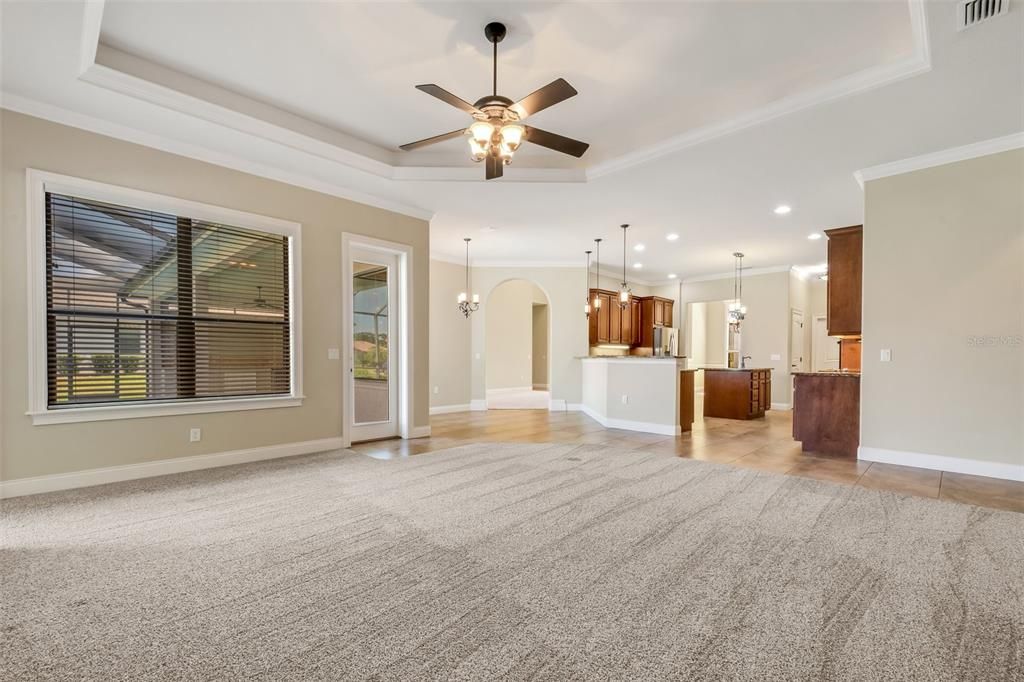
[621,394,629,405]
[770,353,781,361]
[880,348,892,362]
[189,428,201,443]
[327,348,340,360]
[475,353,481,360]
[433,385,439,395]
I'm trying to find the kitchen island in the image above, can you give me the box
[703,367,772,420]
[579,357,696,435]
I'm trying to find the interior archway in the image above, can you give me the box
[484,279,551,409]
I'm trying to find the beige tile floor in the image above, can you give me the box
[351,408,1023,514]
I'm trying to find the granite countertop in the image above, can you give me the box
[701,367,773,372]
[793,370,861,378]
[577,355,687,360]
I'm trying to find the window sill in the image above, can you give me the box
[27,395,305,426]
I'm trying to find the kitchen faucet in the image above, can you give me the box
[741,355,752,369]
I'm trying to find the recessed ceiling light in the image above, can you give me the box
[633,263,643,269]
[634,243,645,252]
[774,205,792,215]
[666,233,679,241]
[807,233,822,240]
[667,273,677,279]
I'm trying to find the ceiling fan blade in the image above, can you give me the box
[485,155,503,180]
[415,84,483,115]
[399,129,466,152]
[508,78,578,119]
[523,126,590,158]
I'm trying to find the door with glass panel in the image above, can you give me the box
[349,248,399,441]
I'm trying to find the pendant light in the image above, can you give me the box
[618,224,632,309]
[457,238,480,318]
[584,249,593,318]
[728,251,747,324]
[592,238,603,311]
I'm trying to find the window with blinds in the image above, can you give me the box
[45,192,291,408]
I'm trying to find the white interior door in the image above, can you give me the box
[790,309,806,373]
[812,315,840,371]
[349,247,399,441]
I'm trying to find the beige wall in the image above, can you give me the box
[678,271,793,404]
[485,280,541,390]
[862,149,1023,468]
[428,259,471,408]
[532,304,549,387]
[0,111,430,481]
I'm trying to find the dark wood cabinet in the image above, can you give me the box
[588,289,633,346]
[588,291,675,349]
[825,225,863,337]
[703,368,772,420]
[793,373,860,457]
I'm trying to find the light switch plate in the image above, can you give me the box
[433,386,439,395]
[880,348,892,362]
[770,354,781,361]
[189,428,201,442]
[621,395,629,405]
[327,348,340,360]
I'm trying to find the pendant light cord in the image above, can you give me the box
[493,40,497,96]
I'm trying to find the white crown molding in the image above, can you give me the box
[0,92,435,221]
[59,0,933,185]
[859,446,1024,482]
[587,0,932,180]
[681,265,793,284]
[854,131,1024,187]
[78,0,105,75]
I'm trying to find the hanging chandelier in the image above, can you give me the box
[618,224,632,309]
[592,238,603,312]
[457,238,480,318]
[728,251,747,324]
[584,249,593,318]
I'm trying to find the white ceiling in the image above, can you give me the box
[2,1,1022,281]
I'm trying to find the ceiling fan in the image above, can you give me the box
[399,21,589,180]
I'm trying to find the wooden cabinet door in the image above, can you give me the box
[588,289,599,345]
[631,298,642,345]
[609,298,622,343]
[620,301,632,346]
[664,301,674,328]
[596,293,611,343]
[654,299,665,326]
[826,226,863,336]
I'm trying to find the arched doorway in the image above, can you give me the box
[484,279,550,409]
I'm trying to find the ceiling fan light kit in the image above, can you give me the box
[400,21,589,180]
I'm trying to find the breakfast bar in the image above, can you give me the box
[579,357,697,435]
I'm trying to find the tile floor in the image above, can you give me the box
[351,408,1024,514]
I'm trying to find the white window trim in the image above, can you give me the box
[25,169,304,425]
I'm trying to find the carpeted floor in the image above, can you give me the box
[2,442,1022,680]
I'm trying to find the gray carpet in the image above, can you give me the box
[2,442,1021,681]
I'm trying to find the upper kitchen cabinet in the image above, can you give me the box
[825,225,863,337]
[639,296,675,348]
[588,289,633,346]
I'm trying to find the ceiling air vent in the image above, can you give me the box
[957,0,1010,30]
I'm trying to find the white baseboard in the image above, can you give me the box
[858,446,1024,482]
[578,404,681,436]
[429,404,470,415]
[408,426,431,439]
[533,383,550,390]
[548,399,567,412]
[566,403,583,412]
[485,386,534,395]
[0,436,345,499]
[771,402,792,410]
[469,399,487,411]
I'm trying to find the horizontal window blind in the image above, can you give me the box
[45,192,291,408]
